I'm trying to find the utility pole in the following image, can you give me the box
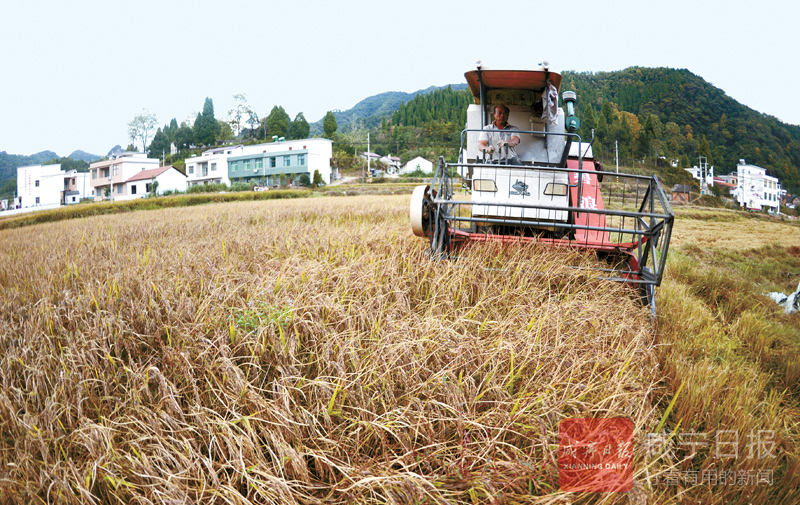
[615,140,619,173]
[698,156,708,195]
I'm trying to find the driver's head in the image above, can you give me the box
[493,105,510,126]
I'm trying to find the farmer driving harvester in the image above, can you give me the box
[478,104,521,164]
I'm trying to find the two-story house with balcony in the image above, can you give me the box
[63,169,91,204]
[89,152,161,201]
[227,138,332,186]
[185,145,243,187]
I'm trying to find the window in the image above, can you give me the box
[188,165,194,174]
[92,169,97,179]
[35,180,40,187]
[131,185,137,195]
[146,183,152,193]
[298,155,305,165]
[270,157,276,168]
[211,162,217,172]
[35,197,40,204]
[117,185,123,194]
[232,162,238,171]
[244,160,251,171]
[113,166,119,176]
[103,168,109,178]
[255,159,263,169]
[284,156,290,167]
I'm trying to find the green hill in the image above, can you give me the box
[562,67,800,191]
[311,84,468,134]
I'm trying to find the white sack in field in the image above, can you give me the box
[767,280,800,314]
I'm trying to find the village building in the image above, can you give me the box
[733,159,781,212]
[227,138,333,186]
[15,164,66,209]
[119,166,187,200]
[671,184,693,203]
[89,152,161,201]
[185,145,243,187]
[399,156,434,175]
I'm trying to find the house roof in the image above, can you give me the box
[671,184,693,193]
[204,145,243,155]
[64,190,80,196]
[126,166,174,183]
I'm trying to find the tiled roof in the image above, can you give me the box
[126,166,172,183]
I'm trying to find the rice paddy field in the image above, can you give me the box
[0,194,799,504]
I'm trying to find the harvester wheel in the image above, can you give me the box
[430,203,451,260]
[410,185,433,237]
[640,267,656,317]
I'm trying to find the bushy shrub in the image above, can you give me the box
[401,168,432,178]
[229,182,253,192]
[187,183,228,194]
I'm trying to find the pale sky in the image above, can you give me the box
[2,0,797,157]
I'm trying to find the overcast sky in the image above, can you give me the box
[2,0,797,158]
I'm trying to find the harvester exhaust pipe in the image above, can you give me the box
[559,90,580,167]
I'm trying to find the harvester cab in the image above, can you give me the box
[410,61,675,316]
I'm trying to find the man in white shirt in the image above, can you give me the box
[479,105,521,164]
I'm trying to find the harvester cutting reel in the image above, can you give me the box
[410,185,451,259]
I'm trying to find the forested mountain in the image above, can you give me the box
[331,85,472,166]
[67,150,102,163]
[0,150,58,182]
[562,68,800,191]
[339,67,800,192]
[311,84,467,134]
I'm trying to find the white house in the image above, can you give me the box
[63,170,92,205]
[121,166,187,200]
[185,145,243,187]
[16,164,65,209]
[400,156,434,175]
[90,152,161,201]
[227,138,333,186]
[734,159,781,212]
[379,155,401,175]
[685,165,714,189]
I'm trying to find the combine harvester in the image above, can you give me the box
[410,61,674,315]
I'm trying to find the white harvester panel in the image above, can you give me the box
[471,167,569,222]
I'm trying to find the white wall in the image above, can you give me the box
[400,156,433,175]
[120,168,187,200]
[736,163,779,210]
[16,164,63,208]
[186,146,242,186]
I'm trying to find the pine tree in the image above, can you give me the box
[193,97,217,146]
[323,111,338,139]
[288,112,310,140]
[266,106,290,139]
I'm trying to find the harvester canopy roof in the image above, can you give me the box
[465,69,563,101]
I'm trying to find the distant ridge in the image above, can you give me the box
[68,150,102,163]
[310,83,468,133]
[0,150,59,182]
